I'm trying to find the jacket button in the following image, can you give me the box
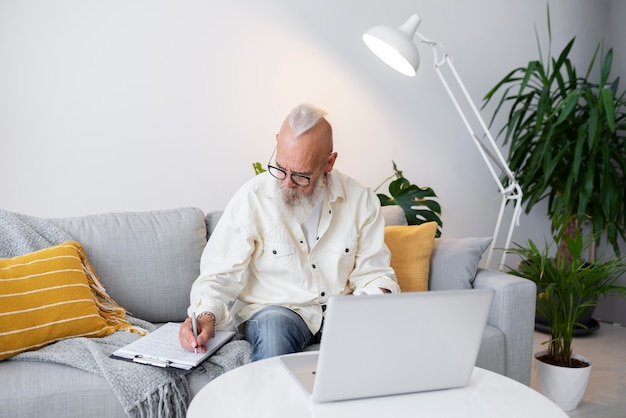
[272,250,277,255]
[345,248,349,253]
[312,264,316,269]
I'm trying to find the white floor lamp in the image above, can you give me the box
[363,14,523,271]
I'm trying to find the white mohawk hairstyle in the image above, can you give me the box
[288,103,328,138]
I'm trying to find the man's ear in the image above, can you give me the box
[325,152,338,173]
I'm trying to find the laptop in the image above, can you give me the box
[280,288,494,403]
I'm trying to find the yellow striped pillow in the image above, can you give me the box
[0,241,139,360]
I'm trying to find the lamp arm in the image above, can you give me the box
[415,34,523,270]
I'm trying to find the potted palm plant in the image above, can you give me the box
[482,7,626,261]
[482,6,626,332]
[507,216,626,411]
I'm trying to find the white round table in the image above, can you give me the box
[188,353,567,418]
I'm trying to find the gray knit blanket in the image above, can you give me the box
[0,209,252,417]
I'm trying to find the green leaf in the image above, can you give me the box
[377,175,443,237]
[252,162,266,175]
[601,87,616,132]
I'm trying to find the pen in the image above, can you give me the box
[192,311,198,354]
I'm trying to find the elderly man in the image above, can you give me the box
[179,103,399,361]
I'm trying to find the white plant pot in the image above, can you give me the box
[534,350,592,411]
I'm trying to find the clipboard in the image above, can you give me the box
[111,322,235,370]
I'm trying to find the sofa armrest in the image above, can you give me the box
[473,268,536,386]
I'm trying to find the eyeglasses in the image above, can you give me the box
[267,147,329,187]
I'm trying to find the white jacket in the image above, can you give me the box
[188,170,399,334]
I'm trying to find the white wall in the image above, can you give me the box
[1,1,625,319]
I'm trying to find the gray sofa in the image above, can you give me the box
[0,207,536,417]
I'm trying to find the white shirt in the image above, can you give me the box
[301,184,325,251]
[188,170,399,334]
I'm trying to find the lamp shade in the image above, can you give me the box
[362,14,421,77]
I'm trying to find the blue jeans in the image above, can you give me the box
[244,305,315,362]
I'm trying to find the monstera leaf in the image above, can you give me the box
[376,164,442,237]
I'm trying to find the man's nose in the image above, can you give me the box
[281,175,297,188]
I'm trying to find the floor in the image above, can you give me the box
[530,321,626,418]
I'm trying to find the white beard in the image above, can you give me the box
[274,175,326,224]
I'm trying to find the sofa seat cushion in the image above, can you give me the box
[50,208,207,323]
[0,361,127,417]
[0,359,216,418]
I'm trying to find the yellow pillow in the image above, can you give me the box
[384,222,438,292]
[0,241,142,360]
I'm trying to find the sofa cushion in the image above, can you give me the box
[205,211,224,239]
[428,237,492,290]
[0,361,127,417]
[0,242,132,360]
[381,205,408,226]
[384,222,438,292]
[0,353,220,417]
[50,208,207,323]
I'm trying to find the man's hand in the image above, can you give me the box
[179,313,216,353]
